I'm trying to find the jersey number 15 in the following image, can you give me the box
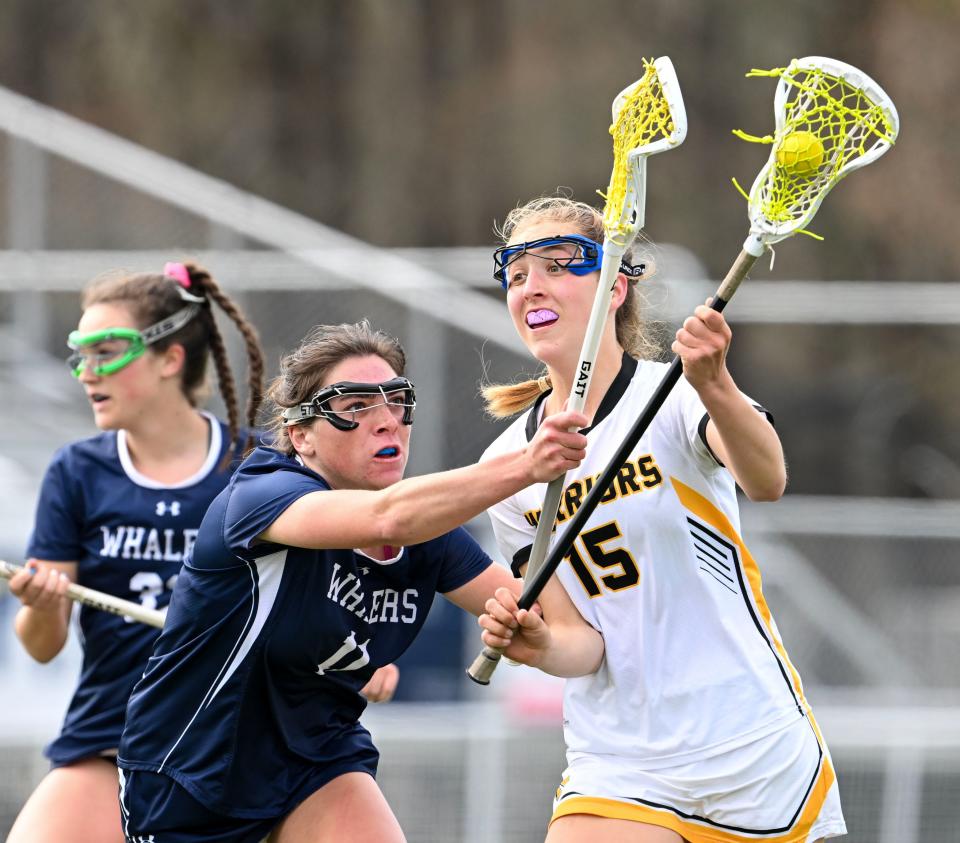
[565,521,639,597]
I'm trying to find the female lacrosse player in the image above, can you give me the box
[477,196,846,843]
[115,320,601,843]
[4,261,268,843]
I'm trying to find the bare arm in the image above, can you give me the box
[360,664,400,703]
[262,409,589,550]
[701,377,786,501]
[477,581,604,678]
[674,304,786,501]
[442,562,521,616]
[10,560,76,663]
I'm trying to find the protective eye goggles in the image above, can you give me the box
[66,300,202,378]
[281,377,417,432]
[493,234,645,290]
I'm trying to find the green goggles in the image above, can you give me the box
[66,303,201,378]
[67,328,146,377]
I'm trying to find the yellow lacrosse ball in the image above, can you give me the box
[775,131,824,176]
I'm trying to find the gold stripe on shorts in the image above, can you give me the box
[551,750,834,842]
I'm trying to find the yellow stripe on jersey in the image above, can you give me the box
[670,477,808,710]
[550,751,835,841]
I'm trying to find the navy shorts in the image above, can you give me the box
[118,747,378,843]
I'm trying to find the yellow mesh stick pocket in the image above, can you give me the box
[602,58,678,242]
[733,60,898,241]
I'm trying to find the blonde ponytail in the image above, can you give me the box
[482,374,552,419]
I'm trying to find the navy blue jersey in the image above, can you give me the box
[118,445,491,818]
[26,413,243,765]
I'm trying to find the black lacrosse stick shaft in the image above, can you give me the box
[517,294,730,612]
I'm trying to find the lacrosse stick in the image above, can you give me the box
[469,55,898,686]
[468,57,687,684]
[0,559,166,628]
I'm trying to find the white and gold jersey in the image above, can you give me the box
[483,354,813,767]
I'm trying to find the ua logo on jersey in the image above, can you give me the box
[316,631,371,676]
[155,500,181,516]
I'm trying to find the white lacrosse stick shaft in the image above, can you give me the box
[523,58,684,586]
[521,233,628,584]
[467,60,686,686]
[0,559,166,628]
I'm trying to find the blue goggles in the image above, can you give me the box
[493,234,645,290]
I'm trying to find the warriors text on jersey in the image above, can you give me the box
[117,445,490,819]
[27,412,239,766]
[483,354,816,765]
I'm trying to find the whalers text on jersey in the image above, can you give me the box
[327,562,419,624]
[99,525,199,562]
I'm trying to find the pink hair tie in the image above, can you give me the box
[163,262,192,288]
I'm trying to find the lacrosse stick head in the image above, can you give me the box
[738,56,899,256]
[602,56,687,248]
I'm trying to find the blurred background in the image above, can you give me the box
[1,1,959,840]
